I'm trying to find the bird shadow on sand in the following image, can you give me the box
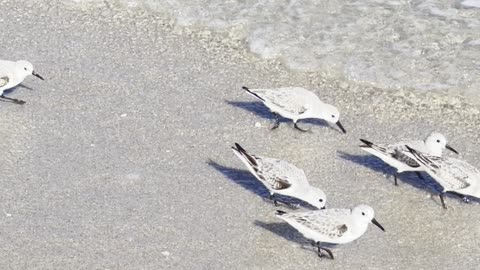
[3,84,34,94]
[0,85,34,104]
[206,159,316,209]
[254,220,306,245]
[207,158,269,198]
[17,84,34,91]
[254,220,337,251]
[225,101,275,120]
[337,151,477,206]
[225,100,337,132]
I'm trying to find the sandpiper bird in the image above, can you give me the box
[232,143,327,209]
[359,132,458,185]
[406,145,480,209]
[242,86,346,133]
[276,204,385,259]
[0,59,44,104]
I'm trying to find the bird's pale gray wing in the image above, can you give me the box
[436,158,478,190]
[263,90,308,114]
[0,76,9,87]
[256,158,292,190]
[310,221,348,239]
[287,208,350,222]
[414,154,471,190]
[290,211,349,239]
[270,176,291,190]
[392,145,420,168]
[277,160,308,184]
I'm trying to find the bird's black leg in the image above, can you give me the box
[317,246,323,258]
[315,242,334,259]
[415,172,425,180]
[271,112,280,130]
[269,194,279,206]
[394,172,399,186]
[0,95,25,105]
[322,248,334,260]
[439,193,447,209]
[293,122,310,132]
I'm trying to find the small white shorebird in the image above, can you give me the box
[359,132,458,185]
[0,59,44,104]
[406,145,480,209]
[242,86,346,133]
[231,143,327,209]
[276,204,385,259]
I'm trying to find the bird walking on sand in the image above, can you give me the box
[242,86,346,133]
[0,59,44,104]
[359,132,458,185]
[231,143,327,209]
[406,145,480,209]
[276,204,385,259]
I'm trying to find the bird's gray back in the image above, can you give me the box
[390,140,426,168]
[256,157,306,190]
[258,88,319,115]
[433,157,477,190]
[285,209,351,239]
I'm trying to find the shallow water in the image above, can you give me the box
[64,0,480,101]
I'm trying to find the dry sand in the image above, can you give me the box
[0,1,480,269]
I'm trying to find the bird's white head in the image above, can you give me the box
[304,187,327,209]
[424,132,458,156]
[16,60,44,81]
[352,205,385,231]
[317,104,346,134]
[326,104,340,122]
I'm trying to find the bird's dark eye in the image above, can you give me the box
[436,140,440,143]
[361,212,365,216]
[319,199,323,202]
[331,115,335,118]
[24,67,27,71]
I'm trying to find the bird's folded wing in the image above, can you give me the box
[414,154,471,190]
[266,159,307,190]
[291,213,348,239]
[310,221,348,239]
[270,177,291,190]
[0,76,9,87]
[392,147,420,168]
[263,90,309,114]
[437,159,476,190]
[255,160,293,190]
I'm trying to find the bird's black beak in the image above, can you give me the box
[320,206,326,210]
[336,121,346,134]
[371,218,385,232]
[32,71,44,80]
[446,144,458,154]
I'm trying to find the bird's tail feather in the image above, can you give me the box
[232,143,258,167]
[359,139,388,153]
[242,86,265,102]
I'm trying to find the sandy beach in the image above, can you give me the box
[1,1,480,269]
